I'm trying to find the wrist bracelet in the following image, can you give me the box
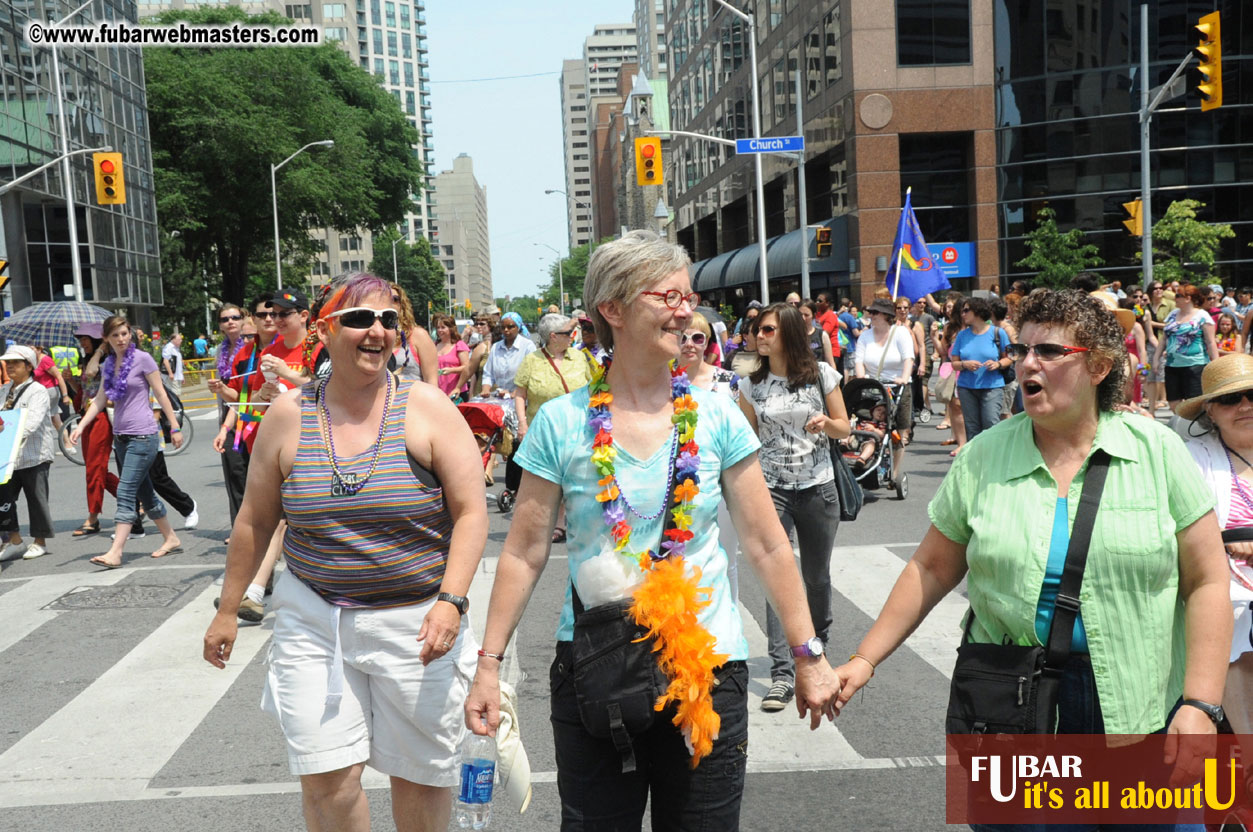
[850,652,877,675]
[477,648,505,662]
[170,427,181,433]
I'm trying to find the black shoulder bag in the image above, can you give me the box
[945,449,1109,734]
[568,445,679,772]
[819,367,863,522]
[996,326,1015,384]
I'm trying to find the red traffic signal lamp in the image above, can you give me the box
[814,225,832,257]
[1195,11,1222,111]
[92,152,126,205]
[634,137,663,187]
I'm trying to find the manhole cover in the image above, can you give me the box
[45,585,184,610]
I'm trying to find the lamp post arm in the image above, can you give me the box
[52,0,97,25]
[0,146,111,195]
[643,129,737,148]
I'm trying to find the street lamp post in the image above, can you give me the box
[391,234,401,283]
[535,242,565,314]
[271,139,334,290]
[545,188,597,254]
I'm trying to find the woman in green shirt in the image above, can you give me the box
[833,290,1231,743]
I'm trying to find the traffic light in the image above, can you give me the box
[1122,199,1143,236]
[814,226,832,257]
[92,152,126,205]
[634,137,663,187]
[1195,11,1222,112]
[0,259,8,293]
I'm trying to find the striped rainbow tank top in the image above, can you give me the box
[280,380,453,608]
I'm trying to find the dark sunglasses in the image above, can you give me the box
[1212,390,1253,407]
[274,308,302,319]
[253,310,278,320]
[554,328,575,337]
[219,314,243,323]
[757,324,778,336]
[326,307,400,330]
[1006,343,1091,361]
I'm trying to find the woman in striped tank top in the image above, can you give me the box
[204,272,489,831]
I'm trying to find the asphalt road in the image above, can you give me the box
[0,398,969,831]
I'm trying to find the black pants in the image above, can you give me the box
[0,462,54,539]
[219,430,250,525]
[505,448,524,492]
[550,642,749,831]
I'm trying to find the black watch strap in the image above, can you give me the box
[1180,698,1225,724]
[436,592,469,615]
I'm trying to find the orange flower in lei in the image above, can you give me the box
[587,358,728,767]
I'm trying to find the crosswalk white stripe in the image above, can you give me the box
[829,544,965,679]
[191,409,221,421]
[0,582,272,809]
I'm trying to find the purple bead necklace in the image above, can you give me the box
[317,372,394,497]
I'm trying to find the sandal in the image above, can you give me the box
[949,448,960,457]
[72,521,101,537]
[551,527,568,544]
[940,438,957,446]
[935,422,950,430]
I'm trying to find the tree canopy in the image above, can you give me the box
[144,7,424,305]
[540,238,614,310]
[1145,199,1235,285]
[1014,207,1103,289]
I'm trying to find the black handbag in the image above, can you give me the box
[820,370,863,521]
[996,326,1016,384]
[945,449,1109,734]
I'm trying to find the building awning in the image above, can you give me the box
[690,217,848,293]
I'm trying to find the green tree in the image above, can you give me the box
[496,295,542,319]
[1014,207,1104,289]
[1146,199,1235,285]
[367,230,447,322]
[144,7,424,305]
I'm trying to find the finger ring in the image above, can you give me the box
[442,641,452,648]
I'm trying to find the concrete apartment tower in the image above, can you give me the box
[432,154,493,312]
[633,0,668,80]
[559,24,637,250]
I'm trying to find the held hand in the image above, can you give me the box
[1163,705,1217,786]
[1227,541,1253,564]
[832,659,875,715]
[212,430,228,454]
[171,430,185,450]
[207,378,223,395]
[203,611,239,669]
[256,381,281,402]
[982,359,1000,371]
[415,600,462,666]
[804,413,827,435]
[516,423,527,441]
[464,667,502,737]
[793,656,842,730]
[68,427,82,446]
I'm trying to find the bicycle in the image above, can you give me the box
[58,379,194,465]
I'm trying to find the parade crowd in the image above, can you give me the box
[2,246,1251,832]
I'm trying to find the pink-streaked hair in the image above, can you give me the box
[303,272,395,369]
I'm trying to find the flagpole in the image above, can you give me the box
[890,187,910,302]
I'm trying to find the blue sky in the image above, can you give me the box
[424,1,633,301]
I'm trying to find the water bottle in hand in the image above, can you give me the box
[454,724,496,829]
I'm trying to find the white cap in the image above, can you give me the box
[496,680,533,812]
[0,345,37,367]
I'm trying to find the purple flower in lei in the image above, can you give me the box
[216,335,245,382]
[588,409,613,432]
[602,501,625,526]
[102,343,137,402]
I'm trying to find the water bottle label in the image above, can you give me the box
[458,761,495,804]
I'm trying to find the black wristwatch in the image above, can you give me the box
[1180,698,1225,725]
[436,592,469,615]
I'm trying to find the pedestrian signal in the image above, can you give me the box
[634,137,663,187]
[1195,11,1222,111]
[1122,199,1143,236]
[814,226,832,257]
[93,152,126,205]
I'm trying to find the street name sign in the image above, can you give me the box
[735,136,804,154]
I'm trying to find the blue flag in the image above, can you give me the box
[885,191,950,301]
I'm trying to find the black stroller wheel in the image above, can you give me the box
[895,472,909,500]
[497,490,515,513]
[916,408,932,423]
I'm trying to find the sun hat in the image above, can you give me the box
[1177,353,1253,421]
[866,298,896,318]
[0,345,37,368]
[1087,292,1134,336]
[74,321,103,340]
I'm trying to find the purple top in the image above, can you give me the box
[109,351,161,436]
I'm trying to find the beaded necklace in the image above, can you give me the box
[317,372,394,497]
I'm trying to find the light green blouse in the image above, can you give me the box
[513,346,592,426]
[928,410,1216,734]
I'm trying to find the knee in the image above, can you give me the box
[302,768,364,812]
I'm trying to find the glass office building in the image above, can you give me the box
[0,0,163,310]
[996,0,1251,284]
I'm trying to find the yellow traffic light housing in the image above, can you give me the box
[634,137,663,187]
[814,226,832,257]
[92,152,126,205]
[1122,199,1143,236]
[1195,11,1222,112]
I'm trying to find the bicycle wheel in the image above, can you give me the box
[59,414,86,466]
[164,408,194,456]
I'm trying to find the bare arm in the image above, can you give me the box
[821,331,835,367]
[737,390,759,434]
[412,326,439,385]
[513,386,530,438]
[144,369,183,448]
[1203,318,1220,362]
[1173,511,1232,713]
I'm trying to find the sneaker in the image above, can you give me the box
[21,543,47,560]
[183,500,199,531]
[760,680,795,712]
[111,530,146,540]
[0,542,28,562]
[237,597,265,623]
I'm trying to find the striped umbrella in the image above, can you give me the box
[0,301,115,348]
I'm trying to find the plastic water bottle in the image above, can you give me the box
[454,726,496,829]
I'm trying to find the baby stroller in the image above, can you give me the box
[457,400,515,512]
[840,377,907,500]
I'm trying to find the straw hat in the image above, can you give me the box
[1088,292,1135,335]
[1177,353,1253,421]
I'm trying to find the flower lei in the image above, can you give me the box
[588,358,727,768]
[216,334,245,382]
[102,343,137,402]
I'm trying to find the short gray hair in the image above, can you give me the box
[584,229,692,352]
[537,313,573,346]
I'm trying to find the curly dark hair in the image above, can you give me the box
[1014,290,1128,412]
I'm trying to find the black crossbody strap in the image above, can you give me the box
[1043,448,1111,667]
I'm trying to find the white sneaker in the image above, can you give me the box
[111,530,146,540]
[21,543,47,560]
[0,542,29,561]
[183,500,199,530]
